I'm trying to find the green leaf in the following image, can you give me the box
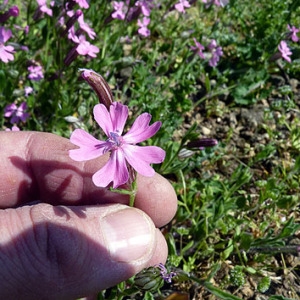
[181,241,194,254]
[0,70,6,91]
[202,282,243,300]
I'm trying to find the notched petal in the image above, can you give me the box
[92,150,129,188]
[123,145,165,177]
[124,113,161,144]
[69,129,104,161]
[109,102,128,134]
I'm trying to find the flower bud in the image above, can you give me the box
[61,9,82,36]
[134,266,164,292]
[186,138,218,150]
[0,5,19,23]
[64,46,78,66]
[79,69,114,109]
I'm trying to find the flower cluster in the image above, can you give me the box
[111,1,153,37]
[69,101,165,188]
[273,24,299,63]
[62,6,99,65]
[191,38,223,67]
[0,0,101,80]
[0,2,20,62]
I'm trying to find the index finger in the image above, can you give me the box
[0,131,177,227]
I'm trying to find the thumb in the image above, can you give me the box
[0,203,167,300]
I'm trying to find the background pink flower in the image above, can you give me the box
[175,0,191,13]
[4,102,29,124]
[28,65,44,81]
[191,38,205,59]
[278,40,292,62]
[75,0,89,9]
[112,1,128,20]
[75,36,99,57]
[138,17,150,37]
[36,0,53,17]
[287,24,299,43]
[0,27,15,63]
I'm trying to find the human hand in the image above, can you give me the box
[0,131,177,299]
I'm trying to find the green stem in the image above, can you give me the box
[109,179,137,207]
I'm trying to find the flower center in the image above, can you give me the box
[108,131,123,148]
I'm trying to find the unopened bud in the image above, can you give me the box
[0,5,19,23]
[64,46,79,66]
[79,69,114,109]
[134,266,164,292]
[186,138,218,150]
[61,10,82,36]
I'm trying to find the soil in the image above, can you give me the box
[164,76,300,300]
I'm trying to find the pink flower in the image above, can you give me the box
[28,65,44,81]
[175,0,191,13]
[190,38,205,59]
[207,39,217,50]
[76,36,99,57]
[64,34,99,65]
[208,39,223,67]
[24,25,29,35]
[137,17,150,37]
[278,40,292,63]
[287,24,299,43]
[5,125,20,131]
[112,1,128,20]
[75,0,89,9]
[69,102,165,188]
[135,0,153,17]
[36,0,53,17]
[77,14,96,39]
[4,102,29,124]
[209,46,223,67]
[0,26,14,63]
[67,25,78,42]
[24,86,34,97]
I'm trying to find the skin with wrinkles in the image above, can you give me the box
[0,131,177,299]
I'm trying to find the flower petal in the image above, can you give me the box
[123,144,165,177]
[4,103,17,117]
[123,113,161,144]
[109,102,128,134]
[92,150,129,188]
[69,128,105,161]
[93,104,113,136]
[93,102,129,136]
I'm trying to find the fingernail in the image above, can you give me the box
[101,208,155,263]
